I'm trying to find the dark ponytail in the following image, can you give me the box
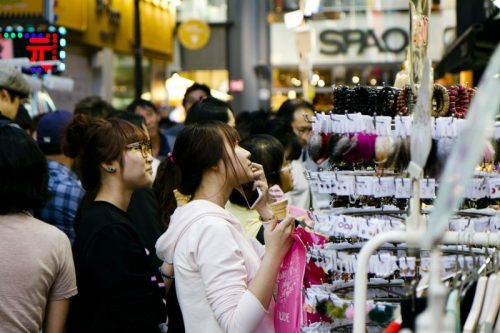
[154,121,239,227]
[153,158,181,227]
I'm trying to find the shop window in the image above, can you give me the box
[112,54,151,110]
[271,64,401,112]
[178,69,229,96]
[272,0,411,14]
[177,0,227,23]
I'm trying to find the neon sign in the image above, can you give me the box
[0,26,66,74]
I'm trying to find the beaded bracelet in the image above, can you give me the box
[353,85,370,115]
[396,85,415,116]
[333,85,350,114]
[378,86,396,117]
[468,87,477,101]
[447,85,469,118]
[366,86,379,116]
[431,84,450,117]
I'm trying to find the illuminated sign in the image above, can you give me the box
[0,25,66,73]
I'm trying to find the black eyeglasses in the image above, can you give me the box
[126,141,152,158]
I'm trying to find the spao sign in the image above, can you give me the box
[270,12,453,66]
[319,27,408,55]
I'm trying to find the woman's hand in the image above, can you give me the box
[249,162,270,212]
[263,215,294,261]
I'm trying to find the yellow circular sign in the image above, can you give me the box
[178,20,211,50]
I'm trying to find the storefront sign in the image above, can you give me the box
[319,27,408,55]
[229,79,244,92]
[271,12,455,66]
[0,26,66,73]
[178,20,211,50]
[96,0,121,41]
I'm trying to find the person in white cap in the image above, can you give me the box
[0,65,30,121]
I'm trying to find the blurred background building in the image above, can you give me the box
[0,0,498,117]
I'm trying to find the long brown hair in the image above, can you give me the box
[63,114,148,207]
[154,121,240,226]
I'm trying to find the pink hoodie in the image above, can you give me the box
[156,200,275,333]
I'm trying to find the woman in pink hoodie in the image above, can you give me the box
[155,121,294,333]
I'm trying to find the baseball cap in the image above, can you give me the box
[37,110,73,155]
[0,65,31,98]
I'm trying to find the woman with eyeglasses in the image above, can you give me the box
[226,134,294,244]
[63,114,167,333]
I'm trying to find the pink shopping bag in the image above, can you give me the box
[274,230,307,333]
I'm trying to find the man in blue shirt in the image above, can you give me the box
[34,110,84,243]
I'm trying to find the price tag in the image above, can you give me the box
[363,115,376,134]
[375,116,392,136]
[420,178,436,199]
[309,178,319,193]
[466,178,489,199]
[355,176,374,196]
[395,178,412,198]
[336,175,355,196]
[335,216,358,238]
[394,116,412,137]
[372,177,395,198]
[317,179,332,194]
[488,177,500,199]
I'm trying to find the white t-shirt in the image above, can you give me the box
[0,213,77,332]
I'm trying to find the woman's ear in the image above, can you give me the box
[210,162,221,172]
[101,162,117,174]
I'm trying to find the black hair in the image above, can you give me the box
[154,120,240,226]
[108,110,146,128]
[235,110,271,141]
[266,117,302,161]
[276,98,314,125]
[1,87,28,100]
[126,99,158,114]
[0,121,49,214]
[242,135,284,186]
[182,83,211,108]
[74,96,116,119]
[185,96,233,125]
[63,114,149,208]
[229,134,285,207]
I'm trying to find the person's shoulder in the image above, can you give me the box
[25,215,71,244]
[188,214,236,240]
[80,202,127,228]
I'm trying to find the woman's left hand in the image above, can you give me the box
[249,162,270,212]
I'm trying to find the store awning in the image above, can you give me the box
[435,17,500,78]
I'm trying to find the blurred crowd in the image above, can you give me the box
[0,63,324,333]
